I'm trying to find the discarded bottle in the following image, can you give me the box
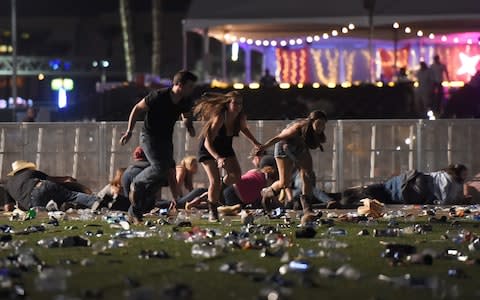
[445,249,469,261]
[382,244,417,261]
[279,260,310,274]
[108,239,127,249]
[0,224,13,233]
[406,253,434,265]
[138,249,169,259]
[336,264,361,280]
[35,268,72,292]
[318,239,348,249]
[373,228,400,237]
[191,244,220,259]
[37,238,60,248]
[357,229,369,236]
[318,267,336,278]
[47,211,65,220]
[448,268,466,278]
[327,227,347,236]
[26,208,37,220]
[468,238,480,252]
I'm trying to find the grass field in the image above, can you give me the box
[0,206,479,300]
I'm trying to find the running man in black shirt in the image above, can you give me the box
[119,70,197,223]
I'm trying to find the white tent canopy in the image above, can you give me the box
[184,0,480,40]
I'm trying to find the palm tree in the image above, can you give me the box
[119,0,135,81]
[151,0,162,76]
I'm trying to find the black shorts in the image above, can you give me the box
[198,137,235,162]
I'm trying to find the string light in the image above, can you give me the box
[404,27,411,34]
[231,23,354,48]
[428,33,435,39]
[393,22,400,29]
[290,51,298,84]
[299,48,307,84]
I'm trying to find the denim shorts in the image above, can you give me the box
[274,141,306,162]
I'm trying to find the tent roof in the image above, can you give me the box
[184,0,480,41]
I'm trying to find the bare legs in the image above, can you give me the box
[201,156,241,221]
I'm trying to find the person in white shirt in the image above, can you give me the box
[429,164,467,205]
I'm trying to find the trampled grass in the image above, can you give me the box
[1,207,479,300]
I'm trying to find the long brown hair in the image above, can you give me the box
[193,91,243,138]
[299,110,327,150]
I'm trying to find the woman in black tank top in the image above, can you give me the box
[193,91,261,222]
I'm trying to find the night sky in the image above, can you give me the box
[0,0,191,17]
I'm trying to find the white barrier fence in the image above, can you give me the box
[1,120,479,193]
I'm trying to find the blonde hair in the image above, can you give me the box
[179,156,198,191]
[180,156,197,171]
[193,91,243,138]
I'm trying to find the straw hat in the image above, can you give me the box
[8,160,37,176]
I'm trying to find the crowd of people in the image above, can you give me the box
[1,69,478,224]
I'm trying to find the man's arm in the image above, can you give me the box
[47,176,75,183]
[181,111,196,137]
[120,99,149,145]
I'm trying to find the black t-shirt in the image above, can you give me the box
[5,169,48,205]
[143,88,193,139]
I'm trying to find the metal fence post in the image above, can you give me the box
[369,124,376,179]
[416,119,423,171]
[98,122,107,188]
[336,120,344,192]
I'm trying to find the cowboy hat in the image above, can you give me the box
[8,160,37,176]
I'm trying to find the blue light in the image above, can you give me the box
[58,87,67,109]
[49,59,61,71]
[63,61,72,71]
